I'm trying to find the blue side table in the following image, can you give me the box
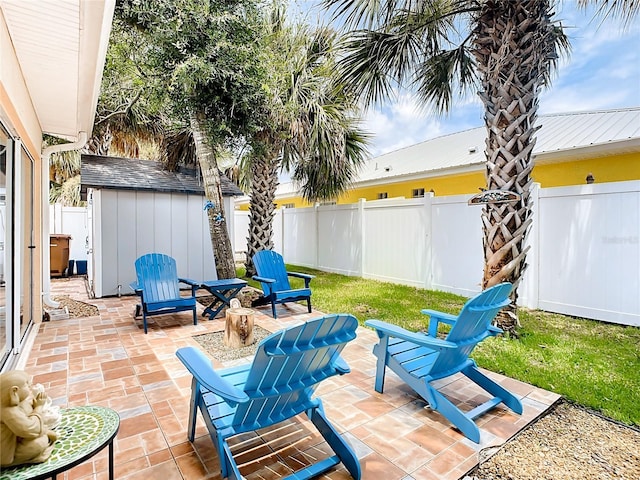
[0,406,120,480]
[199,278,248,319]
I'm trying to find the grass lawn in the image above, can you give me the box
[240,265,640,426]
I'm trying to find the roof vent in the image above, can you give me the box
[384,166,392,172]
[468,147,477,154]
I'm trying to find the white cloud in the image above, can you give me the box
[297,0,640,155]
[541,5,640,115]
[363,93,485,157]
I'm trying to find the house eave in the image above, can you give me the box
[1,0,115,141]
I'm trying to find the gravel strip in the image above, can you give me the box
[468,401,640,480]
[48,296,99,318]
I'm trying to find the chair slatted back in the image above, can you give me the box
[234,314,358,427]
[135,253,181,303]
[431,283,512,374]
[253,250,291,294]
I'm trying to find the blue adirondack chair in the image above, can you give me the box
[130,253,199,334]
[252,250,314,318]
[176,313,361,480]
[365,283,523,443]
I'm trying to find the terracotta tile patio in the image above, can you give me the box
[16,277,560,480]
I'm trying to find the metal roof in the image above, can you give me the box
[81,155,244,197]
[1,0,115,140]
[356,107,640,184]
[271,107,640,197]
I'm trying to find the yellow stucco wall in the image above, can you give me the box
[533,153,640,187]
[247,151,639,209]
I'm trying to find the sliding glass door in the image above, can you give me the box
[0,123,35,370]
[20,144,34,341]
[0,125,10,366]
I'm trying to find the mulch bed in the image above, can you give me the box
[467,400,640,480]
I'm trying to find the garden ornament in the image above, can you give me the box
[0,370,59,467]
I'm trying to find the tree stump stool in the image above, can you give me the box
[224,299,255,348]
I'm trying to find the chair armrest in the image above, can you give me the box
[421,309,458,337]
[178,278,199,296]
[252,275,275,284]
[365,319,456,350]
[129,282,142,295]
[488,325,503,335]
[421,309,457,324]
[176,347,249,404]
[287,272,314,288]
[333,355,351,375]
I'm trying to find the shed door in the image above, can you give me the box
[86,189,96,298]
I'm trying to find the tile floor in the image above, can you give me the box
[16,277,560,480]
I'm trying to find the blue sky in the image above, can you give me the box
[293,1,640,157]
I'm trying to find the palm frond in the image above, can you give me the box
[337,30,403,105]
[48,148,81,185]
[578,0,640,26]
[334,0,472,109]
[414,45,477,113]
[160,128,196,171]
[49,175,84,207]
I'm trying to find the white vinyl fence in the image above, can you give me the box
[234,181,640,327]
[49,205,88,262]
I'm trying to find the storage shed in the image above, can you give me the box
[81,154,243,298]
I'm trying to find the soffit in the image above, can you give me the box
[1,0,114,141]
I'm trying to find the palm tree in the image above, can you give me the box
[105,0,268,280]
[243,8,369,276]
[324,0,572,333]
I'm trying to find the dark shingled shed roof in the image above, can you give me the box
[80,154,244,196]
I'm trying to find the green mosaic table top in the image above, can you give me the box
[0,406,120,480]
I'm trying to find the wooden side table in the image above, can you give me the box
[0,406,120,480]
[199,278,248,319]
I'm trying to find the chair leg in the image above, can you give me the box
[221,442,242,480]
[142,311,148,334]
[463,365,524,415]
[271,300,277,318]
[192,307,197,326]
[187,379,199,442]
[372,338,390,393]
[307,297,312,313]
[309,406,361,480]
[426,385,481,443]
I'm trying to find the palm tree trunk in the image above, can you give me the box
[190,112,236,279]
[244,135,281,277]
[82,125,113,156]
[473,0,556,333]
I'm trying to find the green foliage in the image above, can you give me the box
[117,0,269,148]
[326,0,570,115]
[49,175,84,207]
[246,6,370,202]
[95,14,172,156]
[239,264,640,426]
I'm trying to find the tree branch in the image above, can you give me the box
[95,89,143,126]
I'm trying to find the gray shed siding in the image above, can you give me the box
[90,188,217,298]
